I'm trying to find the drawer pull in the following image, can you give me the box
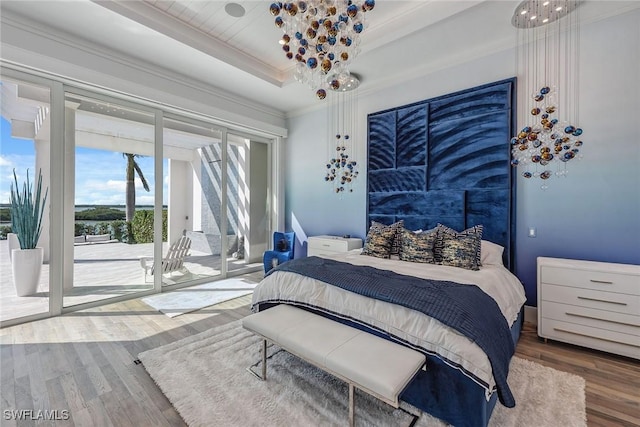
[553,328,640,348]
[590,279,614,284]
[322,244,331,247]
[577,296,627,306]
[565,312,640,328]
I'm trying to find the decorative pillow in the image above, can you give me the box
[440,235,481,270]
[434,223,483,266]
[370,220,404,256]
[361,226,396,259]
[481,240,505,266]
[276,238,289,252]
[399,228,437,263]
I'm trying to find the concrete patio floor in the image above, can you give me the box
[0,239,262,323]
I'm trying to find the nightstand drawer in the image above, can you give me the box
[540,265,639,295]
[541,301,640,336]
[541,283,640,316]
[309,238,350,252]
[307,236,363,256]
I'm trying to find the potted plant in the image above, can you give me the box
[10,169,48,297]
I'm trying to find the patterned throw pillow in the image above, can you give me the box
[370,220,404,256]
[400,228,437,263]
[361,226,396,259]
[434,223,483,266]
[440,235,481,270]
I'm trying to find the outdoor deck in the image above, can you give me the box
[0,240,262,322]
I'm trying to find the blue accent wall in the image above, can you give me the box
[284,9,640,307]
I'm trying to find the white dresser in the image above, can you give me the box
[307,235,363,257]
[537,257,640,359]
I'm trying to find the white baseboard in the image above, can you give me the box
[524,305,537,325]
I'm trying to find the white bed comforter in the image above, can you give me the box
[251,251,527,398]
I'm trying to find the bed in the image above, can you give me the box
[252,79,523,427]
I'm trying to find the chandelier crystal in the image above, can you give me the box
[269,0,375,100]
[511,0,584,189]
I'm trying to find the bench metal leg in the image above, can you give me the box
[262,339,267,380]
[349,383,354,427]
[246,339,268,381]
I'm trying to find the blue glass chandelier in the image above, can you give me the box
[269,0,375,100]
[511,0,584,189]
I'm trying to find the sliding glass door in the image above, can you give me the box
[64,92,157,308]
[162,116,224,287]
[0,76,51,322]
[1,66,279,325]
[226,133,271,275]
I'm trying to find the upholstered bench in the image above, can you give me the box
[242,304,426,427]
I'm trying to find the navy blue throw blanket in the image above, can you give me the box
[267,256,516,407]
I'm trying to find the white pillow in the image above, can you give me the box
[481,240,504,266]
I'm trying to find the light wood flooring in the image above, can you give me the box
[1,289,638,426]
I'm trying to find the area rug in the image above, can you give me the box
[138,320,586,426]
[141,277,258,317]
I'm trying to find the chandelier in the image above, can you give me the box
[269,0,375,100]
[511,0,584,189]
[324,74,359,193]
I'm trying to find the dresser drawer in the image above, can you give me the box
[540,301,640,336]
[540,318,640,359]
[541,283,640,316]
[540,265,639,295]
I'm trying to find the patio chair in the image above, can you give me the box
[263,231,295,274]
[139,236,192,282]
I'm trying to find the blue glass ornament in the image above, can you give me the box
[269,3,281,16]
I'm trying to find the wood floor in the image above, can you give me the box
[1,289,638,426]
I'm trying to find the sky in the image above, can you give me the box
[0,117,168,206]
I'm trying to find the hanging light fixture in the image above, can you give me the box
[269,0,375,100]
[324,73,359,193]
[511,0,584,189]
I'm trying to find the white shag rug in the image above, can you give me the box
[141,277,258,317]
[138,320,587,427]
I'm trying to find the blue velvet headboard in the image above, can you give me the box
[367,78,517,271]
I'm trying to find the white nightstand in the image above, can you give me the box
[307,235,363,257]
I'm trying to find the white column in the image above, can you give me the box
[34,133,51,263]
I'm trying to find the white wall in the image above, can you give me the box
[285,9,640,306]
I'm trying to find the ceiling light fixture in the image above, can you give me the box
[269,0,375,100]
[511,0,584,188]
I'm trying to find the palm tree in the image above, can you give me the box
[123,153,150,222]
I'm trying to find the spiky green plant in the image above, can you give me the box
[10,169,48,250]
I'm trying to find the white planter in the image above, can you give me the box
[7,233,20,262]
[11,247,44,297]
